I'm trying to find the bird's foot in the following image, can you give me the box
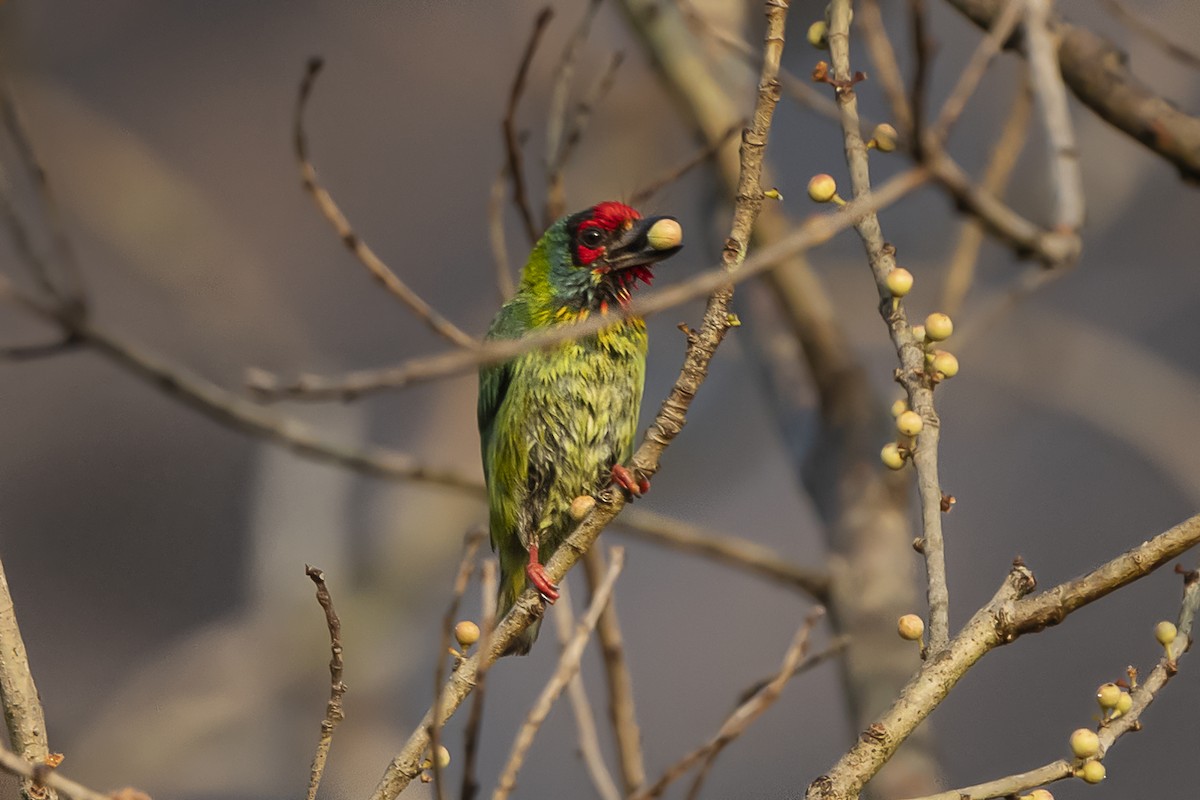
[612,464,650,497]
[525,560,559,603]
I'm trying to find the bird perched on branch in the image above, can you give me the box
[478,201,683,655]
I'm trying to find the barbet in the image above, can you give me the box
[478,201,683,655]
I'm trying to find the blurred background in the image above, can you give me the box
[0,1,1198,798]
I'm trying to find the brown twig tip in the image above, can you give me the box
[305,564,346,800]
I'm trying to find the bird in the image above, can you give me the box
[478,201,683,655]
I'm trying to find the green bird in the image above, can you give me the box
[478,201,683,655]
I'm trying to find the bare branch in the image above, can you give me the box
[808,512,1200,799]
[617,507,829,600]
[1100,0,1200,71]
[368,5,795,795]
[545,0,604,178]
[1023,0,1084,233]
[304,566,346,800]
[488,166,516,301]
[826,0,950,653]
[0,556,56,800]
[582,548,644,794]
[631,607,825,800]
[549,581,621,800]
[492,549,625,800]
[292,59,477,350]
[0,334,82,361]
[0,746,112,800]
[459,561,498,800]
[946,0,1200,183]
[246,168,927,403]
[628,123,742,207]
[504,8,554,245]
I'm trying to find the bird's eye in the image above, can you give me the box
[580,227,603,247]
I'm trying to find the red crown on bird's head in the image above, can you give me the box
[575,202,640,266]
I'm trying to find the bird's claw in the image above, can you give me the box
[612,464,650,497]
[525,561,559,603]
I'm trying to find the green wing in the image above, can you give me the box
[477,297,529,484]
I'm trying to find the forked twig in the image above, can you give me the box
[492,549,626,800]
[293,59,477,349]
[504,8,554,245]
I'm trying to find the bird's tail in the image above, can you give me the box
[498,552,541,656]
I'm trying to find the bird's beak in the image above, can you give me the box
[603,216,684,271]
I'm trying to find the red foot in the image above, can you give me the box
[612,464,650,497]
[526,544,559,603]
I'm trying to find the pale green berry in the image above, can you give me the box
[881,442,906,470]
[911,324,925,341]
[1078,759,1105,784]
[569,494,597,520]
[931,350,959,378]
[436,745,451,769]
[454,620,480,648]
[871,123,898,152]
[1023,790,1054,800]
[896,410,923,437]
[890,398,909,417]
[1154,620,1177,646]
[1096,682,1121,710]
[807,20,829,49]
[1069,728,1100,759]
[1114,691,1133,716]
[897,614,924,641]
[924,312,954,341]
[886,267,913,297]
[808,173,839,203]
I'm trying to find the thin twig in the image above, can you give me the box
[550,581,622,800]
[907,0,932,159]
[827,0,951,653]
[504,8,554,245]
[293,58,477,349]
[617,507,829,600]
[0,556,56,800]
[431,529,487,800]
[0,746,112,800]
[492,549,626,800]
[900,564,1200,800]
[939,75,1033,316]
[927,0,1024,147]
[459,561,498,800]
[583,547,644,794]
[806,513,1200,800]
[246,168,926,403]
[857,0,913,136]
[545,0,604,177]
[735,634,848,703]
[0,78,84,308]
[628,123,742,207]
[488,165,516,301]
[368,6,794,796]
[1101,0,1200,71]
[631,607,825,800]
[0,334,82,361]
[1023,0,1084,233]
[304,566,347,800]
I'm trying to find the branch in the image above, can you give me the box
[946,0,1200,183]
[245,168,926,403]
[628,123,742,207]
[902,564,1200,800]
[807,512,1200,799]
[617,507,829,600]
[1023,0,1084,233]
[549,583,621,800]
[458,561,497,800]
[582,548,644,794]
[0,747,112,800]
[368,5,794,796]
[630,607,824,800]
[827,0,950,653]
[293,59,477,350]
[304,566,346,800]
[487,165,516,301]
[504,8,553,245]
[492,548,625,800]
[1100,0,1200,71]
[0,556,56,800]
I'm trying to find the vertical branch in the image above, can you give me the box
[304,566,346,800]
[1023,0,1085,233]
[0,556,56,800]
[583,547,645,794]
[504,8,554,245]
[827,0,951,654]
[550,583,622,800]
[492,549,625,800]
[459,561,498,800]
